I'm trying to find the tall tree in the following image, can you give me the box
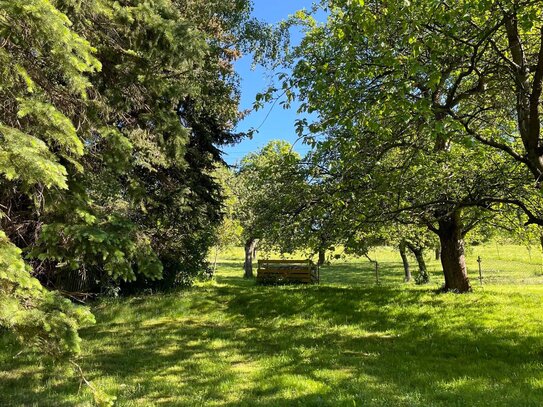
[234,140,308,277]
[0,0,280,372]
[277,0,540,292]
[0,0,101,357]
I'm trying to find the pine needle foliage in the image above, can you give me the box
[0,0,281,371]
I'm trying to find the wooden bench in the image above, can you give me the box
[256,259,319,284]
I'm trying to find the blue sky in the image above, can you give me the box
[221,0,320,165]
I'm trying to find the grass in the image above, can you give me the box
[2,244,543,406]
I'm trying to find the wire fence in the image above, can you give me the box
[319,245,543,287]
[214,245,543,286]
[473,256,543,286]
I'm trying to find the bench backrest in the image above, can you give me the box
[256,259,318,284]
[258,259,312,269]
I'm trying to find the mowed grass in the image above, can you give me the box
[2,245,543,406]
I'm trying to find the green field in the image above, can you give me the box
[2,245,543,406]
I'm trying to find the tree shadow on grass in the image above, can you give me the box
[0,335,86,407]
[2,262,543,406]
[85,285,543,405]
[96,286,542,405]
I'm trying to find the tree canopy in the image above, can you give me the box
[0,0,283,375]
[247,0,543,292]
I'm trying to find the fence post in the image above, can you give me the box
[477,256,483,286]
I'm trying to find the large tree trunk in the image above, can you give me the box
[318,248,326,266]
[243,238,257,279]
[437,212,471,292]
[399,240,411,282]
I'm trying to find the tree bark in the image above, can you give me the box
[435,245,441,260]
[406,242,428,284]
[437,211,471,292]
[504,15,543,180]
[399,240,411,282]
[318,248,326,266]
[243,238,257,279]
[414,249,427,278]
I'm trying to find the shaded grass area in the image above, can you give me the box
[2,246,543,406]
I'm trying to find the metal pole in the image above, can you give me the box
[375,261,379,285]
[477,256,483,286]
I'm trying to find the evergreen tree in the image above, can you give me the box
[0,0,281,369]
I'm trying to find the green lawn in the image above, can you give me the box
[2,245,543,406]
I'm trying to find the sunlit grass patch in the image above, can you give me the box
[1,244,543,406]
